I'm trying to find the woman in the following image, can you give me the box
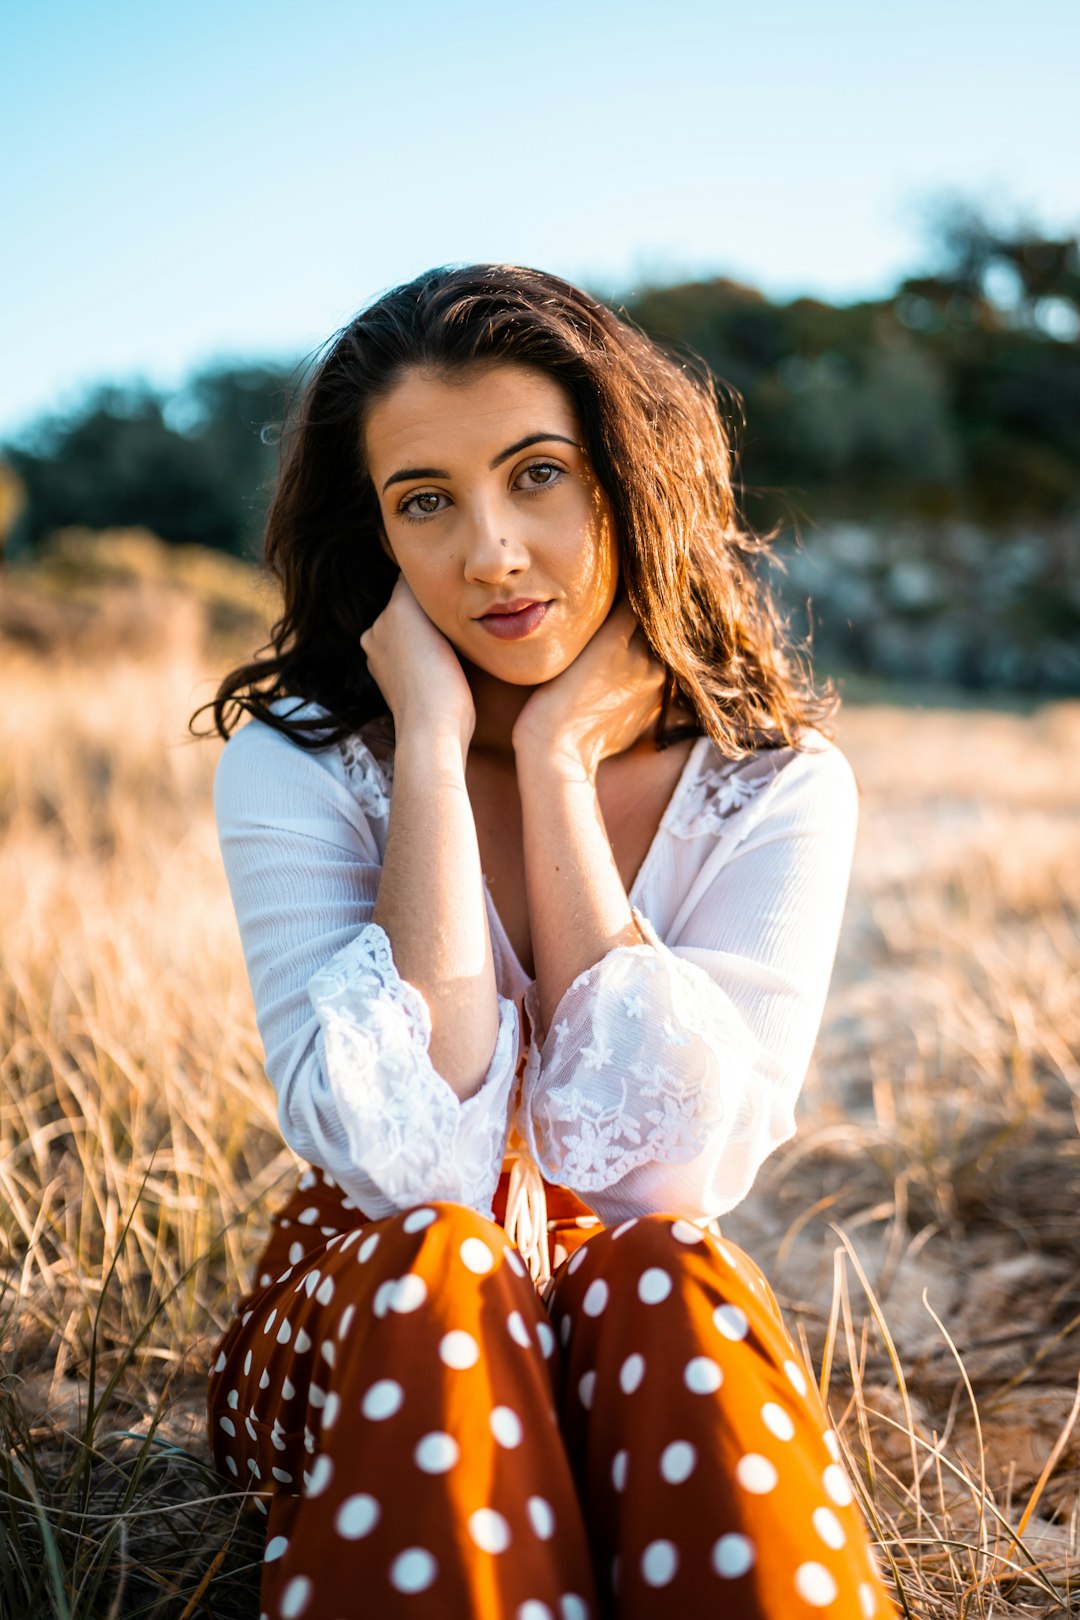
[202,264,896,1619]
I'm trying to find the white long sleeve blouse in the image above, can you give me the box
[214,701,858,1263]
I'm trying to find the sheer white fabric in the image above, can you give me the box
[214,703,858,1229]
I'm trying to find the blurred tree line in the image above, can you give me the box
[3,203,1080,691]
[4,202,1077,565]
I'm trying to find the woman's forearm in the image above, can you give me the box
[517,748,644,1036]
[371,730,501,1100]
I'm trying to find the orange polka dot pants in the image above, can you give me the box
[207,1172,897,1619]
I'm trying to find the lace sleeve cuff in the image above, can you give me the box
[306,923,519,1217]
[519,906,759,1192]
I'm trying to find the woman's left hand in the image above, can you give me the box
[511,598,668,778]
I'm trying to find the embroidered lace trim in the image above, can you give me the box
[307,923,517,1214]
[664,751,784,839]
[520,907,757,1191]
[338,734,395,820]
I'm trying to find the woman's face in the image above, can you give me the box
[362,362,620,685]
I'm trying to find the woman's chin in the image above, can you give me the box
[458,642,573,687]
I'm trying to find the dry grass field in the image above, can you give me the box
[2,534,1078,1616]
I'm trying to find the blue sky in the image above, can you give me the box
[3,0,1076,439]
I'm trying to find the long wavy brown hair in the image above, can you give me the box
[196,263,837,758]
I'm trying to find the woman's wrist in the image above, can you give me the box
[512,732,598,785]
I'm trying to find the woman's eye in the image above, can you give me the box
[398,490,447,521]
[517,462,563,491]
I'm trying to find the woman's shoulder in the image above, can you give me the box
[213,699,395,828]
[667,725,857,843]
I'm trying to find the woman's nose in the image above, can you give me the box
[461,512,529,581]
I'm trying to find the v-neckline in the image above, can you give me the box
[483,733,712,988]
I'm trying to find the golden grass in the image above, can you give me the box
[2,547,1078,1614]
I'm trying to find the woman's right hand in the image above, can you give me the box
[359,575,476,752]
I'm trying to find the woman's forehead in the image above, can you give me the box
[363,363,580,472]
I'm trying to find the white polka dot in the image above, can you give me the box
[460,1237,495,1274]
[713,1303,749,1340]
[264,1535,288,1561]
[225,1455,238,1476]
[338,1303,356,1340]
[259,1368,270,1390]
[813,1506,846,1549]
[684,1356,723,1394]
[567,1247,588,1275]
[243,1349,252,1375]
[735,1453,778,1494]
[358,1232,380,1261]
[218,1415,235,1437]
[559,1314,572,1346]
[859,1580,877,1616]
[336,1493,380,1539]
[581,1278,609,1316]
[276,1317,292,1345]
[560,1598,588,1620]
[373,1280,396,1318]
[304,1455,333,1497]
[712,1533,755,1578]
[504,1246,527,1277]
[824,1464,854,1506]
[612,1450,629,1491]
[439,1330,480,1369]
[294,1328,312,1354]
[389,1273,427,1313]
[638,1268,672,1304]
[415,1431,460,1473]
[362,1379,404,1420]
[390,1547,437,1593]
[298,1170,317,1189]
[254,1498,268,1515]
[226,1389,239,1408]
[297,1206,319,1226]
[762,1401,796,1441]
[527,1495,556,1539]
[315,1275,335,1306]
[578,1370,597,1408]
[619,1353,645,1394]
[611,1218,638,1239]
[784,1358,809,1397]
[795,1562,839,1606]
[403,1206,437,1232]
[319,1340,335,1368]
[671,1219,704,1244]
[340,1229,362,1251]
[507,1310,532,1348]
[263,1310,277,1336]
[469,1508,511,1553]
[518,1604,554,1620]
[490,1406,524,1448]
[641,1540,678,1586]
[536,1320,555,1358]
[280,1575,313,1617]
[824,1428,841,1461]
[281,1375,296,1402]
[272,1466,293,1484]
[213,1350,226,1372]
[308,1385,326,1409]
[660,1441,697,1483]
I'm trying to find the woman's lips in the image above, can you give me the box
[477,601,550,640]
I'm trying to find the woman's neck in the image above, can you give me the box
[462,659,535,762]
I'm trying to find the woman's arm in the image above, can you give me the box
[511,598,668,1033]
[361,576,502,1100]
[517,740,859,1224]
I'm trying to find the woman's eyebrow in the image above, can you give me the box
[380,432,578,494]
